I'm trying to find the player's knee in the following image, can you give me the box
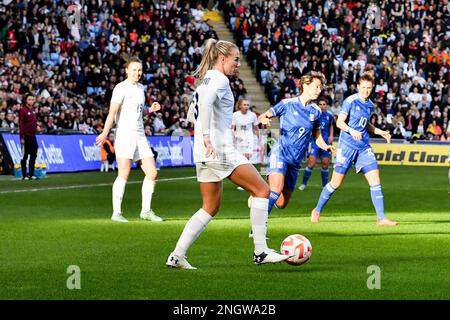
[118,174,129,181]
[118,169,130,181]
[203,204,220,215]
[147,169,157,180]
[330,181,341,189]
[252,184,270,198]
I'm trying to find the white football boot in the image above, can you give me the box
[140,209,163,222]
[253,249,291,265]
[111,213,129,223]
[166,253,197,270]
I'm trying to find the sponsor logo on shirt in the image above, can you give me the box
[309,114,315,121]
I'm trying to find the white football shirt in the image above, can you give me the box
[232,110,258,142]
[111,79,146,135]
[191,69,235,163]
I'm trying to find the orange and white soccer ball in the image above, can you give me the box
[280,234,312,266]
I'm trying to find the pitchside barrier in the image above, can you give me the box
[331,139,449,167]
[367,139,449,167]
[0,134,194,174]
[0,134,448,175]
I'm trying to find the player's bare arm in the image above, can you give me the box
[313,128,335,153]
[231,124,241,142]
[366,122,391,143]
[253,124,260,139]
[96,102,120,146]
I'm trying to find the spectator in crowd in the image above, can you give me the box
[1,1,248,138]
[392,122,406,140]
[404,109,417,139]
[153,113,166,134]
[0,110,9,129]
[223,0,449,143]
[171,121,187,136]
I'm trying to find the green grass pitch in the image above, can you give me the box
[0,165,449,300]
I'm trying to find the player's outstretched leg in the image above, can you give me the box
[166,208,213,270]
[229,164,290,264]
[311,172,345,223]
[248,184,280,238]
[167,210,213,269]
[167,181,221,269]
[311,183,336,223]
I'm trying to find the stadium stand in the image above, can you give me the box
[0,0,249,137]
[221,0,450,142]
[0,0,449,143]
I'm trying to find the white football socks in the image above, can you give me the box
[250,197,269,254]
[173,208,213,257]
[112,177,127,215]
[141,177,155,213]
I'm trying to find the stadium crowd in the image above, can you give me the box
[0,0,248,137]
[222,0,450,142]
[0,0,449,143]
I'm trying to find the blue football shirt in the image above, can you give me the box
[338,93,374,150]
[270,97,322,164]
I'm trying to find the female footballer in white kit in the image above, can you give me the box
[96,56,163,223]
[232,99,260,190]
[166,39,290,269]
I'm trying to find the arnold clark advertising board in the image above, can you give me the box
[329,140,449,167]
[370,142,449,167]
[326,141,450,167]
[2,134,194,173]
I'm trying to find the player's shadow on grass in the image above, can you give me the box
[398,220,450,224]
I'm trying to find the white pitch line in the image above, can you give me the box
[0,176,196,194]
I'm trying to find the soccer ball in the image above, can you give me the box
[280,234,312,266]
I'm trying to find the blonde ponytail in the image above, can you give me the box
[192,38,238,83]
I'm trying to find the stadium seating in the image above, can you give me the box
[220,0,450,142]
[0,1,248,137]
[0,1,449,142]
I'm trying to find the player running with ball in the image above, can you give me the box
[166,39,290,270]
[96,56,163,223]
[251,72,335,223]
[310,72,398,226]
